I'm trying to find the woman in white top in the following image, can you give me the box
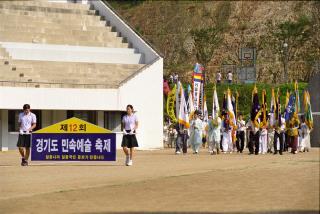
[121,104,139,166]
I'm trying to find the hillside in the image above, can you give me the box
[107,1,319,84]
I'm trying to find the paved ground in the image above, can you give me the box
[0,148,319,214]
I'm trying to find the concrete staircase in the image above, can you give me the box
[0,0,144,88]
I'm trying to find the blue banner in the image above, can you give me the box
[31,133,116,161]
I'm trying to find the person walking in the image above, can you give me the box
[121,104,139,166]
[17,104,36,166]
[189,111,203,154]
[274,114,286,155]
[207,113,222,155]
[236,114,246,153]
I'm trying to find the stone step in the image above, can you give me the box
[0,28,120,41]
[3,1,91,11]
[0,7,101,22]
[0,13,106,27]
[0,31,128,48]
[0,2,94,15]
[0,25,118,38]
[0,22,113,33]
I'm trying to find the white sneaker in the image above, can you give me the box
[127,160,133,166]
[175,151,181,154]
[125,156,129,166]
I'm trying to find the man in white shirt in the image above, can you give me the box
[227,71,233,84]
[236,114,246,153]
[17,104,36,166]
[216,72,222,84]
[274,114,286,155]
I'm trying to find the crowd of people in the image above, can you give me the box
[163,111,312,155]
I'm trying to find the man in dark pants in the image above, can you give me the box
[236,114,246,153]
[274,114,286,155]
[246,119,260,155]
[175,123,189,154]
[17,104,37,166]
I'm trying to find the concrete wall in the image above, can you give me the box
[89,0,159,64]
[119,58,163,149]
[0,87,119,111]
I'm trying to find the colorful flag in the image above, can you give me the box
[250,85,260,122]
[187,88,195,120]
[270,88,277,127]
[260,89,268,127]
[227,89,236,128]
[166,84,177,123]
[203,96,208,122]
[176,82,181,119]
[294,81,300,114]
[212,86,220,119]
[178,84,190,128]
[304,90,313,129]
[193,63,204,74]
[192,72,203,111]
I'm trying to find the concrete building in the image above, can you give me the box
[0,0,163,150]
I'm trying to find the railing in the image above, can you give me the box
[0,80,118,89]
[98,0,163,58]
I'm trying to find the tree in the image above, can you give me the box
[191,27,224,83]
[269,15,312,82]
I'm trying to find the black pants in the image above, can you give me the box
[248,131,260,154]
[236,131,245,152]
[176,133,188,153]
[274,131,284,153]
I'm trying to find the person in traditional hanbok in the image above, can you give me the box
[288,113,300,154]
[221,115,232,153]
[207,113,222,155]
[267,125,275,154]
[299,116,312,152]
[259,124,268,154]
[189,111,203,154]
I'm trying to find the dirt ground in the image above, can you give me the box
[0,148,319,214]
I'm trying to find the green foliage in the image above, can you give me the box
[191,27,223,66]
[204,82,308,121]
[106,0,144,10]
[270,15,312,61]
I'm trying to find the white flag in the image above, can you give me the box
[187,90,195,120]
[203,97,208,122]
[178,84,190,128]
[270,88,276,127]
[227,89,236,127]
[212,87,220,119]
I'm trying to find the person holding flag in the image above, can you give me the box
[236,113,246,153]
[298,90,313,152]
[189,110,203,154]
[176,82,190,154]
[259,89,268,154]
[248,85,261,155]
[274,90,286,155]
[268,88,277,153]
[287,81,300,154]
[208,113,222,155]
[208,86,222,155]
